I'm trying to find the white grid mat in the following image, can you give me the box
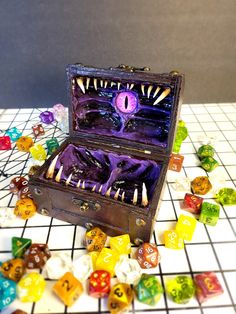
[0,103,236,314]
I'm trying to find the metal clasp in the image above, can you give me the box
[110,64,151,72]
[72,197,101,212]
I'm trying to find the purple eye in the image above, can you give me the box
[115,92,138,114]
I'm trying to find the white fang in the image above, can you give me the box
[153,86,160,98]
[104,80,108,88]
[153,88,171,105]
[114,188,120,200]
[147,85,153,98]
[141,84,145,96]
[82,181,85,189]
[117,82,121,90]
[105,187,112,197]
[142,183,148,207]
[76,179,81,188]
[46,154,59,179]
[92,184,97,192]
[133,188,138,205]
[121,191,125,202]
[65,173,73,186]
[55,165,63,182]
[130,83,134,90]
[98,185,103,193]
[86,77,90,89]
[100,80,103,87]
[76,78,85,94]
[93,78,97,90]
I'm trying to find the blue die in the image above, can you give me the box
[0,277,17,310]
[5,127,22,142]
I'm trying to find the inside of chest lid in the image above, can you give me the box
[69,65,181,149]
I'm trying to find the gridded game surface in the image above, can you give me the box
[0,103,236,314]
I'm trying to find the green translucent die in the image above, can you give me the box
[12,237,32,258]
[197,145,214,159]
[46,138,59,155]
[215,188,236,206]
[199,202,220,226]
[135,274,163,306]
[173,121,188,153]
[166,275,195,304]
[201,157,219,172]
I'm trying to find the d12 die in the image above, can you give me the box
[89,270,111,298]
[191,176,212,195]
[175,214,197,241]
[0,136,11,150]
[182,193,203,214]
[194,272,223,303]
[164,230,184,250]
[136,243,160,269]
[0,258,25,282]
[135,274,163,305]
[6,127,22,142]
[53,272,83,307]
[12,236,32,258]
[166,275,195,304]
[29,144,47,161]
[14,198,37,219]
[39,111,55,124]
[17,272,45,302]
[169,154,184,172]
[16,136,34,152]
[24,243,51,269]
[32,124,45,137]
[84,227,107,252]
[0,277,17,310]
[9,176,28,194]
[199,202,220,226]
[109,234,131,255]
[95,248,118,277]
[108,283,133,313]
[46,138,59,155]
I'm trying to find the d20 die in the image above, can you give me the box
[109,234,131,255]
[169,153,184,172]
[46,138,59,155]
[108,283,133,313]
[6,127,22,142]
[12,237,32,258]
[0,136,11,150]
[89,270,111,298]
[201,156,219,172]
[182,193,203,214]
[84,227,107,252]
[0,277,17,310]
[115,255,142,285]
[175,214,197,241]
[24,243,51,269]
[32,124,45,137]
[166,275,195,304]
[135,274,163,305]
[16,136,34,152]
[14,198,37,220]
[199,202,220,226]
[164,230,184,250]
[136,243,160,269]
[17,272,45,302]
[194,272,223,303]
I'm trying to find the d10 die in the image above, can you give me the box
[24,243,51,269]
[18,185,32,199]
[166,275,195,304]
[108,283,133,314]
[0,136,11,150]
[0,258,25,282]
[109,234,131,255]
[9,176,28,194]
[16,136,34,152]
[12,236,32,258]
[136,243,160,269]
[199,202,220,226]
[175,214,197,241]
[29,144,47,161]
[14,198,37,220]
[182,193,203,214]
[0,277,17,310]
[169,153,184,172]
[53,272,83,307]
[164,230,184,250]
[191,176,212,195]
[89,270,111,298]
[95,248,118,277]
[84,227,107,252]
[32,124,45,137]
[6,127,22,142]
[46,138,59,155]
[194,272,223,303]
[135,274,163,305]
[197,145,214,159]
[201,157,219,172]
[115,255,142,285]
[17,272,45,302]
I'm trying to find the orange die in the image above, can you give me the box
[53,272,83,307]
[0,258,26,282]
[16,136,34,152]
[169,153,184,172]
[14,198,37,219]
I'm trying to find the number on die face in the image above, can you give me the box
[53,272,83,307]
[182,193,203,214]
[16,136,34,152]
[169,153,184,172]
[84,227,107,252]
[0,258,25,282]
[95,248,118,277]
[32,124,45,137]
[9,176,28,194]
[89,270,111,298]
[164,230,184,250]
[109,234,131,255]
[108,283,133,314]
[136,243,160,269]
[194,272,223,303]
[175,214,197,241]
[24,243,51,269]
[14,198,37,220]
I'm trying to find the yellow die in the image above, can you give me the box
[89,251,100,270]
[108,283,133,313]
[53,272,83,307]
[110,234,131,255]
[95,248,118,277]
[164,230,184,250]
[29,144,47,161]
[175,214,197,241]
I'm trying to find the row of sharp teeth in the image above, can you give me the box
[46,155,148,207]
[75,77,171,106]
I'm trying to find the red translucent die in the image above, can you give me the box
[89,270,111,298]
[194,272,224,303]
[24,243,51,269]
[169,154,184,172]
[18,185,32,200]
[182,193,203,214]
[32,124,45,137]
[0,136,11,150]
[9,176,28,194]
[136,243,160,269]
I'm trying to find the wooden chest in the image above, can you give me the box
[29,64,184,244]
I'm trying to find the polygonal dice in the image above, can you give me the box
[169,153,184,172]
[0,258,26,282]
[46,138,59,155]
[182,193,203,214]
[39,111,54,124]
[12,236,32,258]
[24,243,51,269]
[72,254,93,282]
[194,272,223,303]
[175,214,197,241]
[89,270,111,298]
[16,136,34,152]
[0,136,11,150]
[0,277,17,310]
[44,252,73,280]
[29,144,47,161]
[201,156,219,172]
[95,248,118,277]
[135,274,163,305]
[14,198,37,219]
[166,275,195,304]
[191,176,212,195]
[17,272,45,302]
[199,202,220,226]
[108,283,133,313]
[6,127,22,142]
[197,144,214,159]
[164,230,184,250]
[32,124,45,137]
[9,176,28,194]
[109,234,131,255]
[115,255,142,285]
[18,185,32,199]
[84,227,107,252]
[136,243,160,269]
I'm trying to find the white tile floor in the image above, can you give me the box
[0,103,236,314]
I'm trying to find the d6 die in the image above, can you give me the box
[194,272,223,303]
[32,124,45,137]
[0,258,25,282]
[199,202,220,226]
[9,176,28,194]
[0,277,17,310]
[14,198,36,219]
[17,272,45,302]
[175,214,197,241]
[135,274,163,305]
[169,153,184,172]
[0,136,11,150]
[84,227,107,252]
[46,138,59,155]
[108,283,133,314]
[136,243,160,269]
[16,136,34,152]
[24,243,51,269]
[89,270,111,298]
[182,193,203,214]
[164,230,184,250]
[29,144,47,161]
[166,275,195,304]
[109,234,131,255]
[53,272,83,307]
[6,127,22,142]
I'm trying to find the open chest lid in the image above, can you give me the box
[67,64,184,157]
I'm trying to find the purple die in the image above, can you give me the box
[5,127,22,142]
[194,272,223,303]
[39,111,54,124]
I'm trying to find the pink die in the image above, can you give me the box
[194,272,224,303]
